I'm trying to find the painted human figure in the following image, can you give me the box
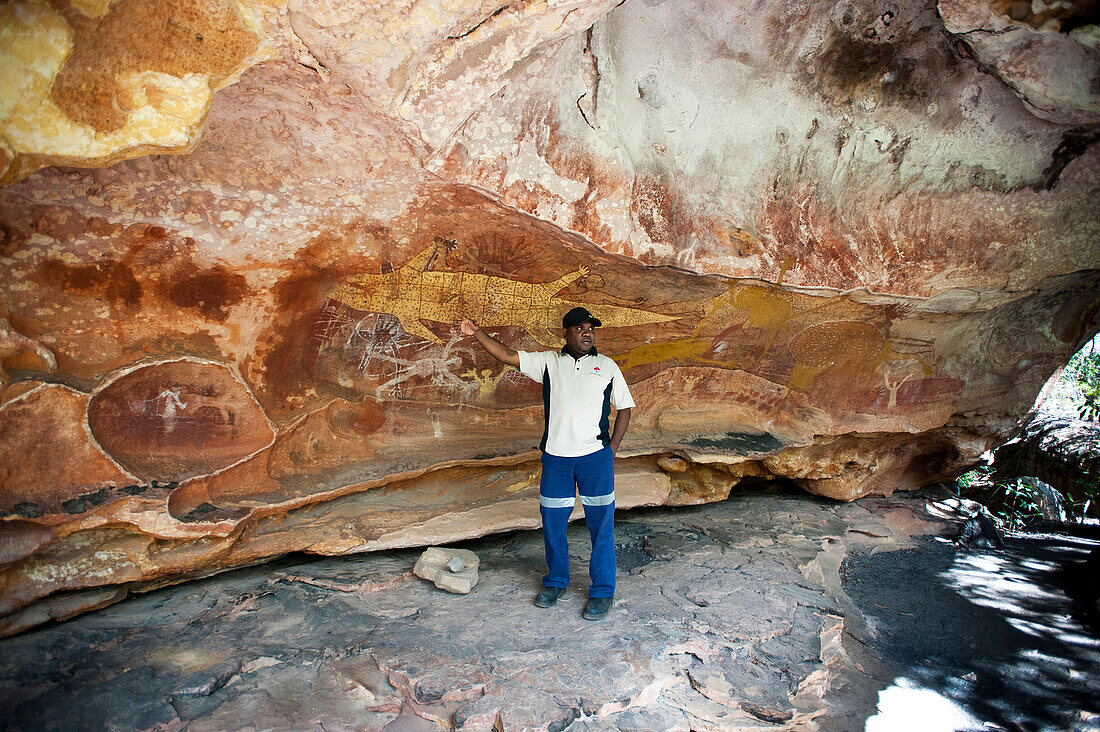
[458,306,634,621]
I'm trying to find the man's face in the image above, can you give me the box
[564,321,596,356]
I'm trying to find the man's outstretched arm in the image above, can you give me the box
[609,408,631,453]
[459,317,521,367]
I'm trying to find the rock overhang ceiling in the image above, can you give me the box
[0,0,1097,634]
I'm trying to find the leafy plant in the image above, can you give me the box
[956,472,1060,529]
[991,478,1043,529]
[1043,336,1100,421]
[956,466,992,489]
[1068,342,1100,422]
[1080,379,1100,421]
[1067,466,1098,520]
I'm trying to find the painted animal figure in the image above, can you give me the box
[330,238,678,347]
[615,337,726,372]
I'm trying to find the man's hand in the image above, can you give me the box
[609,407,631,455]
[458,317,480,336]
[457,316,520,366]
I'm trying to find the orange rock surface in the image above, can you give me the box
[0,0,1097,633]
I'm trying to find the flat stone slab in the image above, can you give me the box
[414,547,481,594]
[0,488,1096,731]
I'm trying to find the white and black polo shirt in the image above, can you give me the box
[517,347,636,458]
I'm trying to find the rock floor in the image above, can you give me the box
[1,487,1097,731]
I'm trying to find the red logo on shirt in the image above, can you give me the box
[593,366,600,371]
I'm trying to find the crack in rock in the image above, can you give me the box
[447,5,510,40]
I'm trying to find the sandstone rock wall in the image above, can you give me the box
[0,0,1097,633]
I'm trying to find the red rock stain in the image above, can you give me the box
[167,265,248,321]
[38,259,142,307]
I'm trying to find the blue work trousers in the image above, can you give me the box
[539,446,616,598]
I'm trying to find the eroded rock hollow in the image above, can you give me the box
[0,0,1097,635]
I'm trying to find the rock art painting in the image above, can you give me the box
[0,0,1097,632]
[87,359,275,482]
[329,237,679,347]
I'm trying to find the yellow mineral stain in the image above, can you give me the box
[147,647,234,674]
[789,363,820,391]
[69,0,115,18]
[726,227,761,256]
[505,470,538,493]
[24,549,129,584]
[0,2,75,176]
[0,0,263,185]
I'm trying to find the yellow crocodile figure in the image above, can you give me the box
[330,238,678,347]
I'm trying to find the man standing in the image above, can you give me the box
[458,306,634,621]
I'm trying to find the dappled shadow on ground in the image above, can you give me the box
[844,535,1100,732]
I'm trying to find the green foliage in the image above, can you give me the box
[956,466,992,489]
[1068,465,1098,506]
[1079,380,1100,421]
[1059,342,1100,508]
[1067,342,1100,421]
[990,478,1042,529]
[955,469,1083,528]
[1043,338,1100,420]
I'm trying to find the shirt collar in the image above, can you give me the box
[561,345,598,360]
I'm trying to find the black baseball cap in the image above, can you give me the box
[562,306,602,328]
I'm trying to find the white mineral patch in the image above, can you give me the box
[504,140,586,201]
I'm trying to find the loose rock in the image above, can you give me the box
[414,548,480,594]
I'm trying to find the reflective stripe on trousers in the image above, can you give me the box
[538,493,616,508]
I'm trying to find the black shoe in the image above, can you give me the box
[582,596,613,621]
[534,587,566,607]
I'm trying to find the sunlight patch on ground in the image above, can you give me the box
[865,678,986,731]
